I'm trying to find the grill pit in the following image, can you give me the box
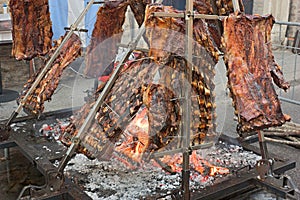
[0,110,297,200]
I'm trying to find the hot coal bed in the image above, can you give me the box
[0,109,297,200]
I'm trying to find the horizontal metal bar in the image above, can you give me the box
[0,140,17,149]
[117,43,149,52]
[64,27,88,32]
[152,12,185,18]
[194,14,225,20]
[275,21,300,27]
[152,142,213,158]
[152,12,225,20]
[272,44,300,51]
[279,96,300,106]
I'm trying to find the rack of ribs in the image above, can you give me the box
[9,0,53,60]
[60,4,220,159]
[222,13,290,133]
[18,33,82,116]
[84,0,152,78]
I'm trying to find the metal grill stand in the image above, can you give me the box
[1,0,299,199]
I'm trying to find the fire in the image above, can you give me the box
[159,151,229,176]
[114,107,229,178]
[115,107,150,163]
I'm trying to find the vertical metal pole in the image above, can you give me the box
[292,53,298,99]
[279,24,283,96]
[182,0,193,199]
[4,148,10,159]
[0,62,2,95]
[257,131,269,161]
[232,0,241,12]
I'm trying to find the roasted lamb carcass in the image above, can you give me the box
[9,0,53,60]
[18,33,82,116]
[222,13,290,134]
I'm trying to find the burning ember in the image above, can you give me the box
[115,107,149,163]
[10,120,261,199]
[64,141,260,199]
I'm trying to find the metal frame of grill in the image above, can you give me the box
[0,0,299,199]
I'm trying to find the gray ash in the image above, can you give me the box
[64,141,261,200]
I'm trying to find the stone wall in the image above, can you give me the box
[0,44,30,88]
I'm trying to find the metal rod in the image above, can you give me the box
[257,130,269,160]
[181,0,194,199]
[279,96,300,106]
[152,142,213,158]
[232,0,241,12]
[275,21,300,26]
[194,14,226,20]
[0,62,2,95]
[4,0,96,127]
[152,12,225,20]
[57,0,163,173]
[152,12,185,18]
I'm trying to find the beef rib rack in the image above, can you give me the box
[222,13,290,133]
[9,0,53,60]
[18,33,82,116]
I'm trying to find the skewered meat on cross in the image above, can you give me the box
[215,0,244,15]
[84,1,129,77]
[84,0,152,78]
[222,13,290,133]
[61,4,219,159]
[9,0,53,60]
[145,4,218,145]
[18,33,82,116]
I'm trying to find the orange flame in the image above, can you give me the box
[115,108,149,163]
[114,108,229,177]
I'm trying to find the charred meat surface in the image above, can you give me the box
[18,33,82,116]
[84,1,129,77]
[222,13,290,133]
[9,0,53,60]
[145,5,218,145]
[60,4,220,159]
[215,0,244,15]
[128,0,151,27]
[144,5,219,62]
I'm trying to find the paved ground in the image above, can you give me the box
[0,49,299,198]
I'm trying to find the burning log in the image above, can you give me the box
[222,13,290,133]
[18,33,82,116]
[9,0,53,60]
